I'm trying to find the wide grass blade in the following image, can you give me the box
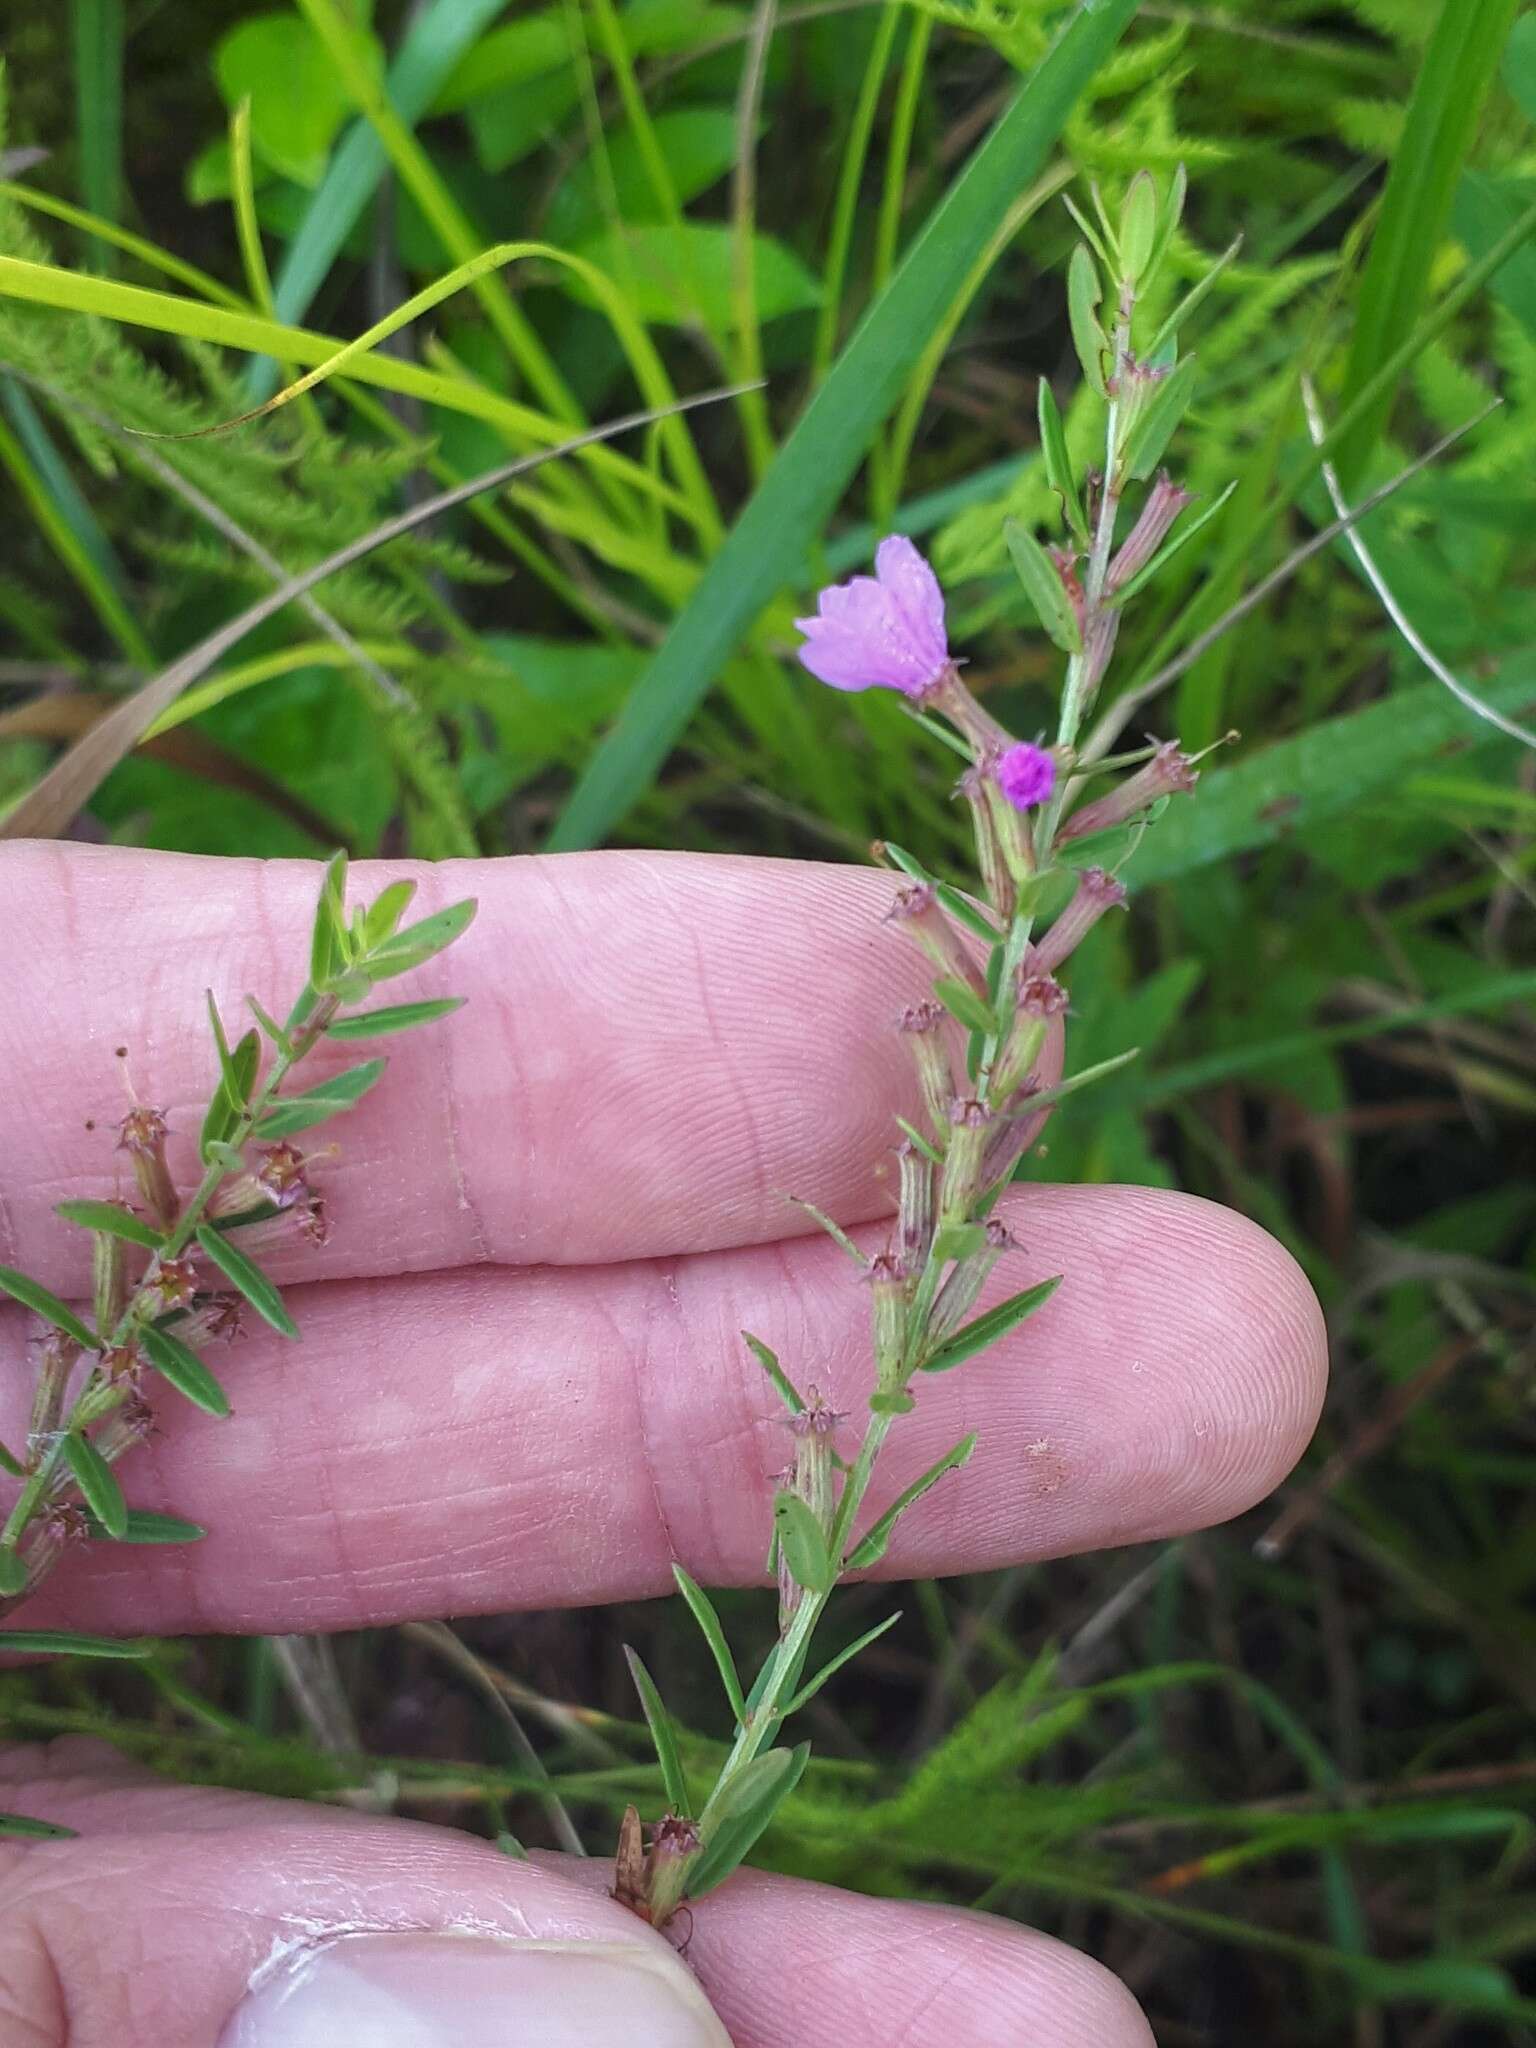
[1332,0,1521,487]
[71,0,124,269]
[548,0,1140,850]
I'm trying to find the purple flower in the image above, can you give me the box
[996,741,1056,811]
[795,535,950,697]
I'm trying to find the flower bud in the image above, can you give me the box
[896,1141,934,1271]
[91,1391,155,1463]
[777,1389,844,1627]
[940,1097,993,1225]
[1029,867,1127,977]
[865,1251,912,1391]
[927,1217,1018,1347]
[29,1330,80,1449]
[149,1254,199,1312]
[1108,472,1196,594]
[898,1001,955,1137]
[956,761,1018,917]
[981,1079,1047,1185]
[886,884,985,995]
[1058,739,1197,844]
[643,1812,704,1927]
[117,1104,178,1230]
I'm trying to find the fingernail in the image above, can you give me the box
[221,1932,732,2046]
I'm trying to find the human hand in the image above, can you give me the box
[0,844,1326,2047]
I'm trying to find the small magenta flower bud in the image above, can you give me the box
[996,742,1057,813]
[117,1104,178,1230]
[898,1000,956,1136]
[886,883,986,996]
[1108,472,1196,594]
[896,1140,934,1270]
[1029,867,1127,977]
[1058,739,1198,843]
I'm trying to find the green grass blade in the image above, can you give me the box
[1332,0,1521,487]
[549,0,1139,850]
[71,0,124,270]
[251,0,508,398]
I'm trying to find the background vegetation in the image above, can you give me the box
[2,0,1535,2039]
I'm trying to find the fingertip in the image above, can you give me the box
[688,1872,1155,2047]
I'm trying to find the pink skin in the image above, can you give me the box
[0,845,1328,2048]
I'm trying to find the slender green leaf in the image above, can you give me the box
[1334,0,1521,486]
[785,1610,903,1714]
[54,1199,162,1249]
[623,1646,691,1817]
[327,997,466,1040]
[63,1430,127,1538]
[255,1057,386,1138]
[193,1226,298,1338]
[848,1434,979,1569]
[1123,354,1198,482]
[549,0,1138,849]
[0,1266,94,1348]
[742,1332,804,1416]
[1067,240,1109,398]
[361,878,417,946]
[689,1743,811,1900]
[1037,377,1088,542]
[86,1508,206,1544]
[363,899,478,979]
[0,1811,75,1838]
[1005,517,1082,651]
[140,1325,231,1417]
[921,1278,1062,1374]
[672,1566,747,1725]
[1146,237,1240,360]
[1118,171,1157,282]
[201,1024,261,1158]
[933,976,996,1035]
[0,1628,150,1656]
[0,1551,28,1596]
[773,1492,835,1595]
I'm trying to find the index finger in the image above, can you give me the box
[0,843,938,1288]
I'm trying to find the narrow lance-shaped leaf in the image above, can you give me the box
[785,1610,904,1715]
[1146,236,1240,361]
[1123,355,1198,483]
[140,1325,231,1418]
[194,1225,298,1338]
[1117,170,1158,282]
[773,1491,836,1595]
[623,1645,691,1818]
[363,899,477,980]
[255,1057,386,1138]
[847,1434,979,1569]
[201,1024,260,1159]
[0,1551,29,1596]
[63,1430,127,1539]
[327,997,466,1040]
[1067,241,1109,398]
[742,1332,804,1416]
[1036,378,1088,543]
[86,1508,206,1544]
[309,849,351,992]
[672,1565,748,1724]
[1005,518,1083,653]
[54,1199,162,1250]
[920,1277,1062,1375]
[687,1743,811,1900]
[0,1812,76,1840]
[362,878,417,947]
[932,975,996,1035]
[0,1629,152,1657]
[0,1265,95,1349]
